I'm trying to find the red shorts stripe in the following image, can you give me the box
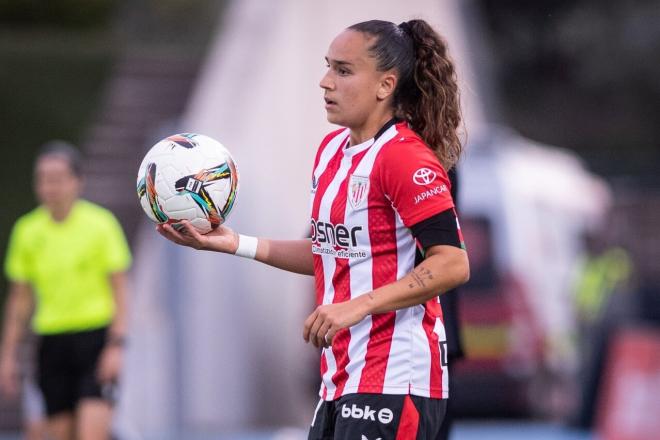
[395,395,420,439]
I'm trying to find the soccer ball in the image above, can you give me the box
[136,133,239,234]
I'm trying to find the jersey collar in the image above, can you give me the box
[343,117,401,157]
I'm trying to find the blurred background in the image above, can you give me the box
[1,0,659,439]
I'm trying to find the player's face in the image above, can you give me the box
[34,156,81,210]
[320,30,390,130]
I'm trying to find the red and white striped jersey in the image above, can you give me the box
[310,121,455,401]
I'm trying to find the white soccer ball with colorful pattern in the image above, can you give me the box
[136,133,239,234]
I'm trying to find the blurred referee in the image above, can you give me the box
[0,141,131,440]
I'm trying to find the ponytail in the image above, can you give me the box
[348,19,463,169]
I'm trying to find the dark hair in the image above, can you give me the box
[36,140,83,177]
[348,19,463,169]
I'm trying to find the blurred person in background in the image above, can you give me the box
[0,141,132,440]
[572,226,633,429]
[157,19,469,439]
[574,230,632,328]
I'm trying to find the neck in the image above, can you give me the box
[349,108,395,146]
[49,201,75,222]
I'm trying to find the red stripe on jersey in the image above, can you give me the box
[314,256,325,306]
[395,395,420,439]
[422,299,443,398]
[358,179,398,393]
[311,135,350,306]
[311,134,349,392]
[329,148,370,398]
[358,313,396,393]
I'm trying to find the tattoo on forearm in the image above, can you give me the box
[408,266,434,290]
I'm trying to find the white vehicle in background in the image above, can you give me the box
[453,126,611,417]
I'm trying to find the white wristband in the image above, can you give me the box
[235,234,258,259]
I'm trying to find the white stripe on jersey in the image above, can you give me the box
[409,303,432,398]
[313,133,348,401]
[339,126,397,394]
[316,146,355,400]
[434,312,449,395]
[382,209,418,390]
[341,317,371,392]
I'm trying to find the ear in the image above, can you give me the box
[376,72,397,101]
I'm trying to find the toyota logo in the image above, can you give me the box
[412,168,436,185]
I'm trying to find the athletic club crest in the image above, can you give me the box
[348,175,369,210]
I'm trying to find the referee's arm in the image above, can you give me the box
[0,282,34,397]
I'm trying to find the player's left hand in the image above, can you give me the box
[303,297,371,348]
[157,221,239,254]
[97,345,123,384]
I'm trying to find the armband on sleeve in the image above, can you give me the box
[410,209,462,249]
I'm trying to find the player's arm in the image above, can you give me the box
[360,244,468,313]
[0,282,34,397]
[156,221,315,275]
[304,244,468,347]
[356,207,469,314]
[253,238,314,275]
[304,207,469,347]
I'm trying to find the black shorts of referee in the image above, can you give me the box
[37,326,109,416]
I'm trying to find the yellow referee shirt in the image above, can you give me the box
[4,200,131,334]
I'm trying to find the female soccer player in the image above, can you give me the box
[157,19,469,439]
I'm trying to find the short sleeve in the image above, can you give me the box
[100,213,132,273]
[4,220,31,282]
[377,138,454,227]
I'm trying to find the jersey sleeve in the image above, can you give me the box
[100,213,132,273]
[377,138,454,227]
[4,219,32,283]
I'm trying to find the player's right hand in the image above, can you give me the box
[156,220,239,254]
[0,355,19,398]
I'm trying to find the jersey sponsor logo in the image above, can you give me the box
[311,219,362,248]
[413,167,437,185]
[362,436,382,440]
[413,184,448,205]
[312,245,368,259]
[311,219,368,259]
[348,175,370,210]
[341,404,394,424]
